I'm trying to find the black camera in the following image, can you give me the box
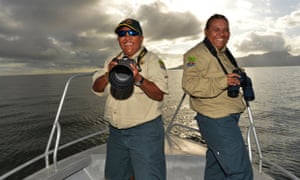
[227,69,255,101]
[227,69,243,98]
[109,56,136,100]
[242,75,255,101]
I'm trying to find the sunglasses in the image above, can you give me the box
[117,30,140,37]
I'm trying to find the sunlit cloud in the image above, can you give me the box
[277,10,300,29]
[234,32,288,55]
[0,0,299,75]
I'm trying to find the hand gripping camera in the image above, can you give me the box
[108,56,136,100]
[227,69,255,101]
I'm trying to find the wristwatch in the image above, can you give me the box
[135,76,144,86]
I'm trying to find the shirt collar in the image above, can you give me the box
[217,46,227,55]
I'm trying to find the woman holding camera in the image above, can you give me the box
[182,14,253,180]
[92,18,168,180]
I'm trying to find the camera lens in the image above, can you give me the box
[110,65,133,85]
[228,69,241,98]
[228,85,240,98]
[108,58,135,100]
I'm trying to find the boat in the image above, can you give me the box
[0,72,299,180]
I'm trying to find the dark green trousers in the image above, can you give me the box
[195,113,253,180]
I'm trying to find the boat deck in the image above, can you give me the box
[25,135,273,180]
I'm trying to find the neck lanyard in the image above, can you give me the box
[203,38,238,75]
[136,47,147,72]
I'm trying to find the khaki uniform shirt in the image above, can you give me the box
[182,42,245,118]
[93,47,168,129]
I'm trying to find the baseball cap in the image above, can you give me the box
[115,18,143,35]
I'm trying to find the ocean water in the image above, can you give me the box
[0,66,299,180]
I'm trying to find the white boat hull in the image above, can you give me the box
[25,135,273,180]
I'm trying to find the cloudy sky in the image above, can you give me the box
[0,0,299,75]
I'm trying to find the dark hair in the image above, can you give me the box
[205,14,229,30]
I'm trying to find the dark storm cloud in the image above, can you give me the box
[0,0,118,69]
[136,2,202,41]
[0,0,203,75]
[0,0,107,32]
[234,32,289,53]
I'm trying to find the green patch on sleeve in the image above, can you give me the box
[186,56,197,67]
[158,59,166,70]
[187,56,196,62]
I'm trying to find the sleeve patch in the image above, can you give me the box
[159,59,166,70]
[186,56,196,67]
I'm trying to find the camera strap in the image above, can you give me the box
[203,38,255,102]
[136,47,147,72]
[114,47,147,72]
[203,38,239,75]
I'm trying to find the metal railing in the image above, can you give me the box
[0,71,109,180]
[165,93,299,180]
[44,71,97,170]
[1,74,299,180]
